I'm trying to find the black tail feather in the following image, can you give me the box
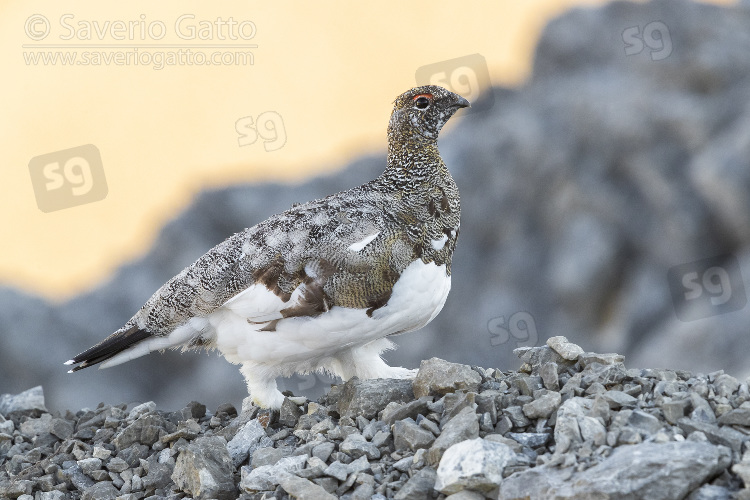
[66,325,151,372]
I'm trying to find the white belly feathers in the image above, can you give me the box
[213,259,451,368]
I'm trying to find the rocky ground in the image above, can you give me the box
[3,338,750,499]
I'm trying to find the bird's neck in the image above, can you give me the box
[381,135,447,187]
[381,151,440,192]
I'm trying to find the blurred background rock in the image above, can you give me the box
[4,0,749,411]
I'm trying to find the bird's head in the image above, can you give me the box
[388,85,470,144]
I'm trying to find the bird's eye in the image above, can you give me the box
[414,95,430,109]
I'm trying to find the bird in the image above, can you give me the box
[66,85,470,409]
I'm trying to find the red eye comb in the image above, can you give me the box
[413,93,433,100]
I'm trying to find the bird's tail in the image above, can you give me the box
[66,320,209,372]
[65,324,153,372]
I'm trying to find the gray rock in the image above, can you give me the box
[105,456,129,473]
[278,471,337,500]
[240,454,307,492]
[393,419,435,452]
[381,397,432,426]
[142,454,174,490]
[77,457,102,475]
[337,378,414,419]
[512,376,542,397]
[61,461,95,490]
[49,418,74,440]
[690,393,718,423]
[172,436,235,500]
[279,397,303,428]
[349,482,375,499]
[251,446,292,467]
[113,414,165,450]
[227,418,273,467]
[340,433,381,459]
[513,346,570,372]
[428,407,479,466]
[0,480,33,498]
[435,438,516,495]
[363,419,389,440]
[162,418,201,443]
[581,362,628,387]
[314,477,339,495]
[442,392,477,425]
[522,391,561,419]
[602,390,638,409]
[501,441,731,500]
[506,432,550,449]
[0,415,13,434]
[578,416,607,446]
[546,336,583,361]
[504,406,530,428]
[413,358,481,398]
[687,484,731,500]
[718,408,750,426]
[38,492,67,500]
[732,452,750,490]
[0,386,46,416]
[714,374,740,398]
[617,426,643,445]
[298,456,327,479]
[180,400,207,421]
[127,401,156,420]
[494,414,513,435]
[445,491,486,500]
[19,413,52,435]
[323,460,350,482]
[578,352,625,366]
[475,393,497,419]
[347,454,372,474]
[309,417,336,435]
[677,418,746,454]
[327,423,358,441]
[394,467,437,500]
[81,481,119,500]
[539,362,560,391]
[589,394,611,422]
[560,372,583,396]
[662,399,691,424]
[419,416,441,436]
[628,410,664,434]
[312,441,336,462]
[393,455,415,472]
[554,397,590,453]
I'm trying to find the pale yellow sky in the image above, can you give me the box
[4,0,715,299]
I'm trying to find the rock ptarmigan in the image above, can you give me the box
[66,85,470,408]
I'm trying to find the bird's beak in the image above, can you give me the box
[454,96,471,109]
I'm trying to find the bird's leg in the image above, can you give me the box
[240,363,286,409]
[337,338,418,380]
